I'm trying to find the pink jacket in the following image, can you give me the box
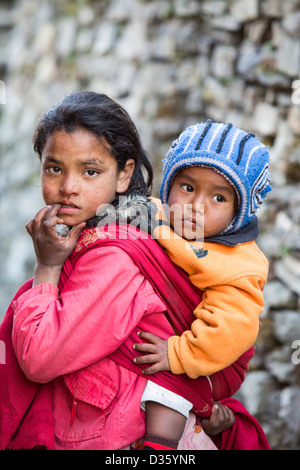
[12,245,168,450]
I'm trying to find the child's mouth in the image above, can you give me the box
[58,203,79,215]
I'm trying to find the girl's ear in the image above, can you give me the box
[116,158,135,193]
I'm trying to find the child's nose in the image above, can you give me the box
[192,194,205,214]
[60,174,80,195]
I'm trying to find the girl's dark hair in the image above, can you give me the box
[33,91,153,196]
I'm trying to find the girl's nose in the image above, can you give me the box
[60,174,80,195]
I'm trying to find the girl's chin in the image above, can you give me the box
[57,216,83,227]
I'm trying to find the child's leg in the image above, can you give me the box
[141,381,192,450]
[143,401,186,450]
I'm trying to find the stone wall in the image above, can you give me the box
[0,0,300,450]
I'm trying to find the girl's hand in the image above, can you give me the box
[201,403,235,435]
[26,204,85,285]
[133,331,170,374]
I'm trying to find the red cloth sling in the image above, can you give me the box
[0,224,270,450]
[63,224,254,418]
[64,224,270,450]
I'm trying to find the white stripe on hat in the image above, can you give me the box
[207,123,224,151]
[226,129,242,160]
[245,143,265,175]
[183,125,198,152]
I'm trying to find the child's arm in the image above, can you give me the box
[133,331,170,374]
[12,244,156,383]
[134,275,264,379]
[167,276,263,378]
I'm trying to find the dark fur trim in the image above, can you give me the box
[86,192,158,235]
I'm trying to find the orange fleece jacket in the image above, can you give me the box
[152,199,269,379]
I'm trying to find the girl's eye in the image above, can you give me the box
[85,169,98,177]
[181,184,194,192]
[46,166,61,174]
[213,195,226,203]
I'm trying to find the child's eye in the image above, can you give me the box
[212,195,226,203]
[85,169,98,177]
[181,184,194,192]
[46,166,61,174]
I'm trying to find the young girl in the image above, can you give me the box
[2,91,233,450]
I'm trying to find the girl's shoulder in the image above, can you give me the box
[74,226,110,255]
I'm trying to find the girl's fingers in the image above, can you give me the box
[25,218,34,236]
[30,206,51,227]
[46,203,64,219]
[28,205,56,232]
[68,222,86,241]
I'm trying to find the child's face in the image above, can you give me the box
[41,129,134,226]
[167,166,236,240]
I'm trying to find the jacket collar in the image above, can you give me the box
[205,216,259,246]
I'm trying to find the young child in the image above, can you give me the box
[5,93,232,450]
[134,120,272,450]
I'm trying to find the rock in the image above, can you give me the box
[55,17,76,58]
[210,15,241,32]
[76,28,94,53]
[265,346,298,384]
[236,42,261,78]
[279,387,300,436]
[202,76,230,109]
[288,106,300,136]
[106,0,141,22]
[230,0,259,23]
[245,18,269,44]
[260,0,282,17]
[274,255,300,296]
[253,102,279,136]
[211,44,237,79]
[255,317,279,360]
[273,211,293,236]
[92,22,117,56]
[116,19,148,61]
[235,371,278,417]
[173,0,203,17]
[201,1,227,17]
[282,11,300,38]
[32,21,56,57]
[273,310,300,344]
[263,280,298,313]
[276,30,300,77]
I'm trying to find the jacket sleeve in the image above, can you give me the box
[12,246,153,383]
[167,274,265,378]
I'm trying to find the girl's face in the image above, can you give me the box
[167,166,237,240]
[41,129,134,226]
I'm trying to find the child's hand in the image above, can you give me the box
[133,331,171,374]
[201,403,235,435]
[26,204,85,268]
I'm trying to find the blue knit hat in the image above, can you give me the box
[160,120,272,234]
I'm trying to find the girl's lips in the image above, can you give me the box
[58,204,80,215]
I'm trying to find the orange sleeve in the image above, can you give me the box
[167,274,265,378]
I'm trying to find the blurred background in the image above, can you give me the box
[0,0,300,450]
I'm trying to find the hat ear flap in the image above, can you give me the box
[250,165,272,218]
